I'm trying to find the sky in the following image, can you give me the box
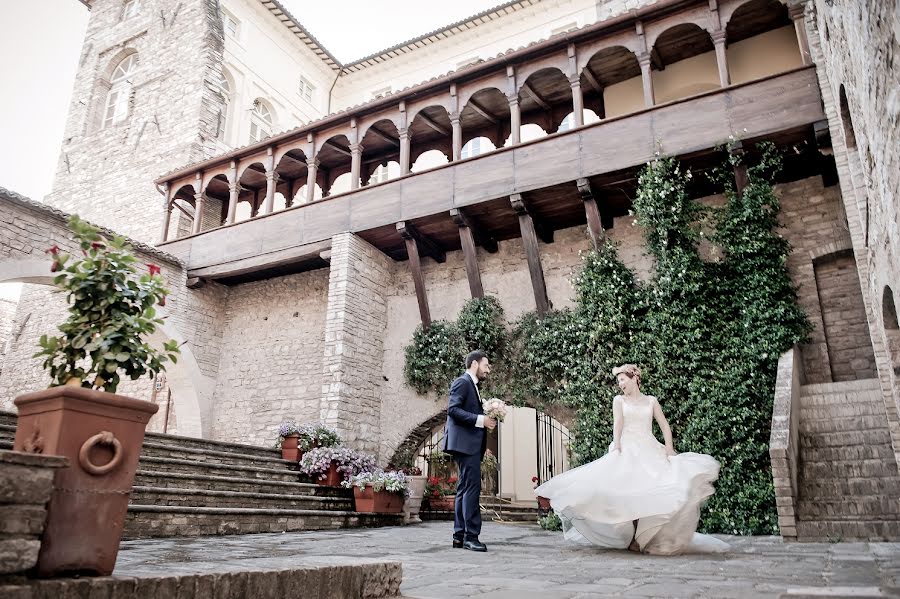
[0,0,505,301]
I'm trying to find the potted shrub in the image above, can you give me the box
[481,449,498,496]
[13,215,179,577]
[424,475,457,512]
[343,470,409,514]
[298,446,376,487]
[276,421,302,461]
[533,475,551,513]
[389,446,425,524]
[275,422,341,462]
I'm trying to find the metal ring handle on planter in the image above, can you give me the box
[78,431,123,476]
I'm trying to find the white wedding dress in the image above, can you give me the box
[535,395,729,555]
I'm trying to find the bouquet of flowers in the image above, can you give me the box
[298,446,377,482]
[342,469,411,497]
[482,397,508,422]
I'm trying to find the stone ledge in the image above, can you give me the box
[0,558,402,598]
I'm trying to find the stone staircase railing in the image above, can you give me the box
[769,346,804,541]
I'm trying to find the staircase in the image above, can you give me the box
[795,380,900,541]
[422,495,541,523]
[0,410,402,539]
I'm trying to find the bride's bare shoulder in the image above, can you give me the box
[612,394,624,404]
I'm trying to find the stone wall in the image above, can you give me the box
[44,0,227,245]
[209,270,329,446]
[0,299,16,363]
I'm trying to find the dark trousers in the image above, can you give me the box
[453,452,482,542]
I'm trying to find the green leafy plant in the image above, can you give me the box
[538,512,562,531]
[34,215,179,393]
[403,320,463,394]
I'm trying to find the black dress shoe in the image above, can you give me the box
[452,538,464,548]
[463,540,487,552]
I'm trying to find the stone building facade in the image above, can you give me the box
[0,0,897,497]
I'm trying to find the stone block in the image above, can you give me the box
[0,539,40,575]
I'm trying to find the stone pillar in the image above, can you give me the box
[570,77,584,127]
[350,143,363,190]
[226,160,238,224]
[263,170,278,214]
[508,97,521,145]
[159,184,172,243]
[639,53,655,108]
[192,193,205,235]
[306,159,319,204]
[789,4,811,66]
[320,232,393,455]
[712,30,730,87]
[399,130,411,174]
[451,115,462,161]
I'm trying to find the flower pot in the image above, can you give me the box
[403,475,427,524]
[428,494,456,512]
[13,386,158,577]
[317,461,342,487]
[353,485,404,514]
[537,496,552,511]
[281,435,300,462]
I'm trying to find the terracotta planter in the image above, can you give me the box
[537,496,552,511]
[403,475,427,524]
[281,435,300,462]
[317,461,342,487]
[353,485,405,514]
[13,386,158,577]
[428,494,456,511]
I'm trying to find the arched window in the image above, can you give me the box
[122,0,141,20]
[249,99,273,144]
[214,69,232,142]
[103,53,138,128]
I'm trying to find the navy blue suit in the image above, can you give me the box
[443,373,486,543]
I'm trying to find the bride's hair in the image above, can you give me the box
[612,364,641,386]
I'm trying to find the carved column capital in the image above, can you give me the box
[711,29,727,45]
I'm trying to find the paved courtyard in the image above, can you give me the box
[113,522,900,598]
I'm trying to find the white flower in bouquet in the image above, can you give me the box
[482,397,508,422]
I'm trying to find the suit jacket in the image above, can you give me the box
[443,373,487,456]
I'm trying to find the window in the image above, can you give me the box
[298,76,315,103]
[214,69,232,141]
[103,53,138,128]
[461,138,482,159]
[122,0,141,20]
[558,113,576,132]
[249,99,273,143]
[222,9,240,39]
[551,21,578,35]
[371,86,392,100]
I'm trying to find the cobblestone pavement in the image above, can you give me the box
[114,522,900,598]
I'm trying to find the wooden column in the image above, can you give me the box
[306,159,318,203]
[576,178,604,248]
[451,115,462,161]
[712,30,730,87]
[159,184,172,242]
[570,78,585,127]
[789,4,811,66]
[507,65,520,145]
[350,142,363,190]
[729,141,748,196]
[399,130,411,174]
[251,189,260,217]
[510,194,550,316]
[451,209,484,298]
[226,160,239,224]
[285,178,295,208]
[192,172,204,234]
[638,53,655,108]
[397,221,432,328]
[262,148,276,214]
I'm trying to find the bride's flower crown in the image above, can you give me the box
[612,364,641,379]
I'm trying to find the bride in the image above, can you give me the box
[535,364,728,555]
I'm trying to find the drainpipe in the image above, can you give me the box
[326,67,345,115]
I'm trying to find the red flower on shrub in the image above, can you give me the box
[91,242,104,250]
[46,245,60,256]
[159,296,166,307]
[147,264,161,276]
[447,476,458,484]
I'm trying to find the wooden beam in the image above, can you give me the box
[510,194,550,316]
[650,47,665,71]
[468,98,499,125]
[514,197,554,244]
[450,208,498,253]
[576,178,604,249]
[522,83,551,111]
[814,120,832,150]
[582,66,603,94]
[397,221,432,328]
[419,113,450,137]
[325,140,352,157]
[728,140,748,196]
[395,221,446,263]
[450,210,484,299]
[367,126,400,148]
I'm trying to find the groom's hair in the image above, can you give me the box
[465,350,487,369]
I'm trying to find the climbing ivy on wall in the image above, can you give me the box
[403,143,810,534]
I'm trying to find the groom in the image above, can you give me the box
[442,350,496,552]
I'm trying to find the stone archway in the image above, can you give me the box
[0,258,205,437]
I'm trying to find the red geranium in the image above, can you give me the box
[147,264,162,276]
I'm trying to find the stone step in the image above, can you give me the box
[800,402,888,420]
[123,505,403,539]
[799,429,892,448]
[799,477,900,499]
[0,423,15,439]
[137,455,300,482]
[799,415,891,435]
[0,438,11,451]
[133,469,348,497]
[143,431,282,460]
[799,379,882,396]
[795,519,900,542]
[130,486,353,511]
[0,410,15,427]
[800,458,900,480]
[799,444,897,462]
[797,495,900,520]
[140,440,296,470]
